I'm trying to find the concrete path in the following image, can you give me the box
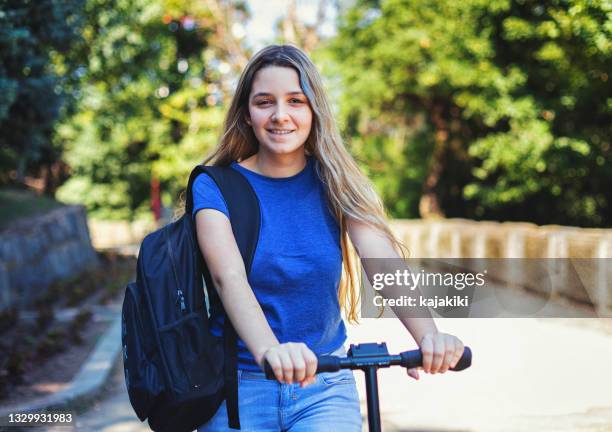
[45,313,612,431]
[44,363,149,432]
[347,317,612,431]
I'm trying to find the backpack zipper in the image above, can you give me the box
[165,230,188,315]
[176,289,186,312]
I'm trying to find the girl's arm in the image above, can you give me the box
[346,217,465,378]
[195,209,317,386]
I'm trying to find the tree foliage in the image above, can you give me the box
[55,0,249,220]
[4,0,610,227]
[0,0,84,186]
[324,0,611,226]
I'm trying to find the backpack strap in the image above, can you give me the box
[186,164,260,430]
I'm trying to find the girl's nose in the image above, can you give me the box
[271,104,290,122]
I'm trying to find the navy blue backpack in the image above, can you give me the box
[121,165,260,431]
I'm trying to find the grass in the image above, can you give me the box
[0,188,66,230]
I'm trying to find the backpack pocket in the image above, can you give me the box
[122,282,165,421]
[158,309,223,394]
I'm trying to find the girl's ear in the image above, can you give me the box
[245,116,252,126]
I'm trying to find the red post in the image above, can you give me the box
[151,176,161,222]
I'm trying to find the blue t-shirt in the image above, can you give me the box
[192,156,347,371]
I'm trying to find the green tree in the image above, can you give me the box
[324,0,611,226]
[56,0,250,221]
[0,0,84,189]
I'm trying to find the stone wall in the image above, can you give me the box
[87,219,158,250]
[0,206,98,311]
[85,217,611,314]
[89,217,612,259]
[390,219,611,259]
[390,219,612,315]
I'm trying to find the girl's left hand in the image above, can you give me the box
[406,332,465,380]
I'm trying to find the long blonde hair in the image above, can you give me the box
[203,45,406,323]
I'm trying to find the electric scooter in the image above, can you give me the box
[265,342,472,432]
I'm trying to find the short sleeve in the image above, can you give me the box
[192,173,230,220]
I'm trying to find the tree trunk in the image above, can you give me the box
[16,156,26,185]
[419,102,448,219]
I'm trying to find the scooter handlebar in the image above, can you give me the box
[400,346,472,371]
[315,355,342,373]
[263,346,472,379]
[263,355,340,379]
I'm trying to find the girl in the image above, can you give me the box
[194,45,465,431]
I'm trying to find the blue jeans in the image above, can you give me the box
[197,345,362,431]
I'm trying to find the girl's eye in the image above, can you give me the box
[255,99,304,105]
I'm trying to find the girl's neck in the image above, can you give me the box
[240,151,307,178]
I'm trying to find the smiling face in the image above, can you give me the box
[246,66,313,157]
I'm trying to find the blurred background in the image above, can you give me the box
[1,1,611,431]
[1,0,610,227]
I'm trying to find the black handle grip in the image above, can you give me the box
[453,346,472,371]
[400,346,472,371]
[315,355,341,373]
[264,355,339,380]
[263,346,472,380]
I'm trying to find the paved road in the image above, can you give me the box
[48,304,612,431]
[347,317,612,432]
[73,367,147,432]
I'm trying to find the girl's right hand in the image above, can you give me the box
[259,342,318,387]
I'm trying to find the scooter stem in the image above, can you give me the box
[364,366,382,432]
